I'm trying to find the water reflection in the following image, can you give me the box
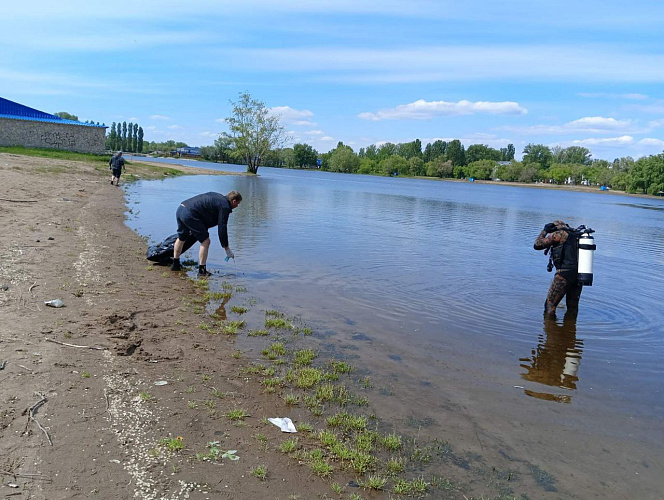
[519,310,584,403]
[213,294,232,321]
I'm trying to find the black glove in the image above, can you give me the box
[543,222,557,233]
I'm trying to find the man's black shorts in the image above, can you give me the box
[176,205,209,243]
[112,168,122,178]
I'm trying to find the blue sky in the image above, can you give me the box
[3,0,664,161]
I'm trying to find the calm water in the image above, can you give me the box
[125,158,664,498]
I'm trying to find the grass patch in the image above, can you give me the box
[159,436,184,452]
[250,465,268,481]
[221,320,245,335]
[293,349,317,367]
[265,318,293,330]
[225,408,250,421]
[230,305,247,314]
[248,329,269,337]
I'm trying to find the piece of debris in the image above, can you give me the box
[44,299,65,308]
[267,417,297,433]
[154,380,168,386]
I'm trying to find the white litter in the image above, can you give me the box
[44,299,64,308]
[154,381,168,386]
[268,417,297,433]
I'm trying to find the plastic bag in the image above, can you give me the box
[146,234,197,264]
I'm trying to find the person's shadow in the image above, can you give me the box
[519,310,584,403]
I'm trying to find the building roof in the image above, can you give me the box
[0,97,106,128]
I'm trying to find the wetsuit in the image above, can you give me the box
[175,192,233,247]
[534,226,583,315]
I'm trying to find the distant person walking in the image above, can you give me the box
[109,151,125,186]
[171,191,242,277]
[534,220,584,316]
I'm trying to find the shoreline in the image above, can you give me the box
[1,153,658,500]
[137,156,662,200]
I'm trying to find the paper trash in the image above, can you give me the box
[268,417,297,433]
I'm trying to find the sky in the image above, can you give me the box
[2,0,664,161]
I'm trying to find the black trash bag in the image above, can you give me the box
[146,234,197,264]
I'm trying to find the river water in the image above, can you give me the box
[125,158,664,499]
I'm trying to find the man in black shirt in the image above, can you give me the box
[109,151,125,186]
[170,191,242,277]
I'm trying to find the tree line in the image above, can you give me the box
[102,92,664,196]
[106,122,144,153]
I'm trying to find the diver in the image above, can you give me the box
[534,220,591,316]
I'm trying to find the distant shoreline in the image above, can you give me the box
[134,156,664,200]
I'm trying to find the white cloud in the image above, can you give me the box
[269,106,314,121]
[359,99,527,121]
[151,115,170,120]
[224,45,664,84]
[321,136,334,141]
[293,120,316,126]
[167,124,182,129]
[571,136,633,146]
[629,102,664,114]
[578,92,648,100]
[199,131,218,138]
[503,116,637,135]
[304,130,324,136]
[638,138,664,147]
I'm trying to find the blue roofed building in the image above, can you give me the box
[0,97,107,153]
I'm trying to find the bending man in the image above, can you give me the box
[534,220,583,317]
[171,191,242,277]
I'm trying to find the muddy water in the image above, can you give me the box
[126,160,664,499]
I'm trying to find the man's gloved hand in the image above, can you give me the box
[225,247,235,259]
[543,222,557,233]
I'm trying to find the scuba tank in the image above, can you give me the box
[577,227,596,286]
[543,224,596,286]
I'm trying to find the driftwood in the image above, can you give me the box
[0,470,51,480]
[45,338,106,350]
[25,396,53,446]
[0,198,38,203]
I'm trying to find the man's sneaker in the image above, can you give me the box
[198,266,212,277]
[170,259,182,271]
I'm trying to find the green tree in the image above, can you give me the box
[107,122,117,151]
[222,92,288,174]
[466,144,501,163]
[629,154,664,195]
[328,145,359,173]
[397,139,422,159]
[423,140,447,162]
[293,143,318,167]
[133,123,138,153]
[138,127,144,153]
[523,143,552,170]
[358,158,377,174]
[499,143,515,161]
[128,123,134,152]
[408,157,426,176]
[122,122,127,152]
[548,163,573,184]
[54,111,79,121]
[446,140,466,167]
[376,142,397,162]
[552,146,592,165]
[364,144,378,160]
[425,157,453,178]
[379,155,408,176]
[466,160,496,180]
